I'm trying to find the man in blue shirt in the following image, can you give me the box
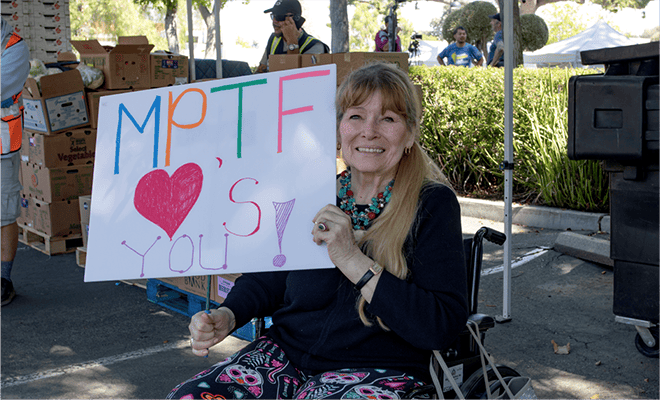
[437,26,483,67]
[487,13,504,67]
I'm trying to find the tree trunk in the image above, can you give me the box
[165,6,180,53]
[199,3,217,58]
[496,0,522,66]
[330,0,349,53]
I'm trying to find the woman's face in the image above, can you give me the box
[339,90,413,179]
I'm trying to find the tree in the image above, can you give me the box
[518,0,651,14]
[642,26,660,41]
[520,14,548,51]
[539,2,619,45]
[71,0,168,50]
[350,3,382,51]
[134,0,180,53]
[330,0,350,53]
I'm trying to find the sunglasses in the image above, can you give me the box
[271,13,296,22]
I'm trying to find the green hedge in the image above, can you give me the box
[409,65,609,213]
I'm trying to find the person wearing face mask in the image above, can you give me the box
[255,0,329,73]
[168,62,468,399]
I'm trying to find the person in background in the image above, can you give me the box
[487,13,505,67]
[255,0,329,73]
[1,17,30,306]
[375,15,402,52]
[168,62,468,399]
[437,26,483,67]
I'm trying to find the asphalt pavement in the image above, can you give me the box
[1,197,658,399]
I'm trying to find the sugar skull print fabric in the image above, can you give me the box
[167,335,427,399]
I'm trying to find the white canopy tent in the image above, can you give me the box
[524,20,636,67]
[409,40,448,66]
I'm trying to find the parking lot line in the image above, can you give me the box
[1,339,190,388]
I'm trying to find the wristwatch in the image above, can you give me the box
[288,43,299,51]
[354,261,383,291]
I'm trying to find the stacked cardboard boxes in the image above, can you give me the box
[269,52,410,86]
[1,0,72,63]
[18,68,93,241]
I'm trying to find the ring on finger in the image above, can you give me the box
[318,222,328,232]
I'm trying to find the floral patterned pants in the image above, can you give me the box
[167,335,428,399]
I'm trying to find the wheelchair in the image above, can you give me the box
[253,227,523,399]
[404,227,522,399]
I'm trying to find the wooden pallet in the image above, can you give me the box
[147,279,219,317]
[18,224,83,256]
[76,246,87,267]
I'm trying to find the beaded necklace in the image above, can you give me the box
[338,170,395,230]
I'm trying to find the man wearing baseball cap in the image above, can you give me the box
[487,13,504,67]
[256,0,329,73]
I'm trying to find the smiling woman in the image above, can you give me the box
[171,62,468,400]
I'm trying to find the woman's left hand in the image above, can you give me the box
[312,204,363,268]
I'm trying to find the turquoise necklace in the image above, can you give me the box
[338,170,394,230]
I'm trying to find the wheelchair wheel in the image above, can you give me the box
[459,364,520,399]
[634,327,659,358]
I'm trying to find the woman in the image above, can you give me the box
[168,62,468,399]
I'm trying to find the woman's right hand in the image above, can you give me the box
[189,307,236,357]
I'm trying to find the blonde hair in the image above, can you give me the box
[336,62,451,328]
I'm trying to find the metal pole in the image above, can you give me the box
[215,0,222,79]
[187,0,196,81]
[498,0,514,324]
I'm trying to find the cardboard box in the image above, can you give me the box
[22,69,90,135]
[269,54,301,72]
[301,53,333,68]
[159,275,211,298]
[151,51,189,87]
[22,162,93,202]
[23,128,96,168]
[213,274,241,303]
[71,38,154,90]
[87,89,132,128]
[333,52,409,86]
[19,195,81,237]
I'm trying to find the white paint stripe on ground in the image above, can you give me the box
[481,247,549,276]
[1,339,190,388]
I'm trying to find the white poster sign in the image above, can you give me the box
[84,65,337,282]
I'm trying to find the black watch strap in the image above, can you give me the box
[354,261,383,291]
[354,269,375,291]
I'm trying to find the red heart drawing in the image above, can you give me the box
[134,163,203,240]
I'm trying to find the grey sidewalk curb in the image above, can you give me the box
[459,197,613,266]
[458,197,611,233]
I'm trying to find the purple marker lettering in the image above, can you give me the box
[169,234,194,273]
[198,234,228,270]
[121,236,162,277]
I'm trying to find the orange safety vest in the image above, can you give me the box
[1,31,25,155]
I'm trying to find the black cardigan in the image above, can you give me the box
[221,183,468,382]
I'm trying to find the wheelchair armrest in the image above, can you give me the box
[467,313,495,330]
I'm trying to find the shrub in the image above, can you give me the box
[409,65,609,212]
[520,14,549,51]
